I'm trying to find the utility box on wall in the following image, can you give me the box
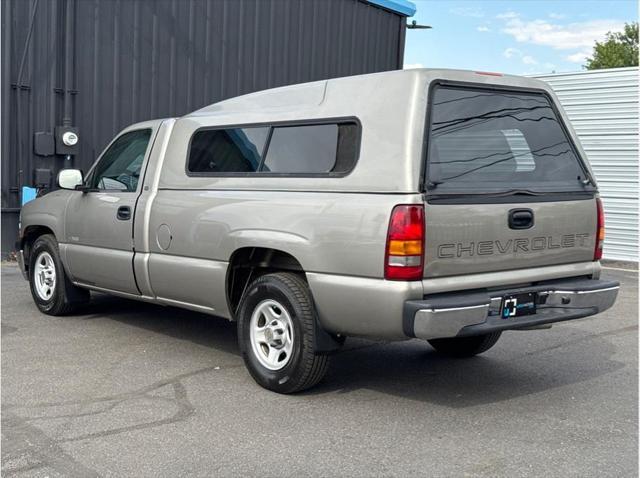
[1,0,415,256]
[54,126,80,156]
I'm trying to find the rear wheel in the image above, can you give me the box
[428,332,502,357]
[28,234,89,315]
[237,272,329,393]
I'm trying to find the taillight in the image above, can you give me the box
[594,197,605,260]
[384,205,425,281]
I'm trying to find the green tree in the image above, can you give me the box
[585,22,639,70]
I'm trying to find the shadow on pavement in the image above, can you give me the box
[77,293,240,356]
[311,328,628,408]
[74,292,629,409]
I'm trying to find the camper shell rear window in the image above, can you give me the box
[424,84,592,195]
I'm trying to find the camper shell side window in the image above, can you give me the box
[186,118,361,177]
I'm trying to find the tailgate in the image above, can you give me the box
[423,199,597,278]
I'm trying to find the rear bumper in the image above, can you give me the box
[404,277,619,340]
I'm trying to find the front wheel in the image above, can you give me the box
[28,234,89,315]
[237,272,329,393]
[427,332,502,357]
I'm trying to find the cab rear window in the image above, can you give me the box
[426,85,588,194]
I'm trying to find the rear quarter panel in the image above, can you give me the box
[144,190,418,321]
[147,190,418,278]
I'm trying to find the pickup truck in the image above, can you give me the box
[18,69,619,393]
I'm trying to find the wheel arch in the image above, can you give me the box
[226,248,343,354]
[225,247,305,318]
[21,225,56,270]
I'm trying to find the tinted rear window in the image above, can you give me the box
[426,85,588,193]
[187,121,359,175]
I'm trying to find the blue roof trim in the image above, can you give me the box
[365,0,416,17]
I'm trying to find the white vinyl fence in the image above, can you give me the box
[534,67,639,262]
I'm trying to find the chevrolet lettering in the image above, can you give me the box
[437,233,591,258]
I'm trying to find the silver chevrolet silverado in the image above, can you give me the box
[18,69,619,393]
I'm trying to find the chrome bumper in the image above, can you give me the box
[17,249,28,280]
[404,277,619,340]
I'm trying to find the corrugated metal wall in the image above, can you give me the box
[1,0,407,255]
[534,67,639,262]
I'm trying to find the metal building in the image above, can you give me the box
[1,0,416,256]
[534,67,639,262]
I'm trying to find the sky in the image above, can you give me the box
[403,0,639,75]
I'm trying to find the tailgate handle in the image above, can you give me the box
[509,209,534,230]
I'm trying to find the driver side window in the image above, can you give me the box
[89,129,152,192]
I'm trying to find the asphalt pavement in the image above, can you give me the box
[1,263,637,477]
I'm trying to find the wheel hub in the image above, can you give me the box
[249,299,294,371]
[33,251,56,301]
[264,322,285,348]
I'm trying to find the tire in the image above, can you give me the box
[28,234,90,315]
[237,272,329,393]
[427,332,502,358]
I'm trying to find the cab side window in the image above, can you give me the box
[89,129,152,191]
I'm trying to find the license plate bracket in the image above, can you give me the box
[501,292,536,319]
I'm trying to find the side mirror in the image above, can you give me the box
[57,169,83,190]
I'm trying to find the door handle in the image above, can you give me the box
[508,209,534,230]
[117,206,131,221]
